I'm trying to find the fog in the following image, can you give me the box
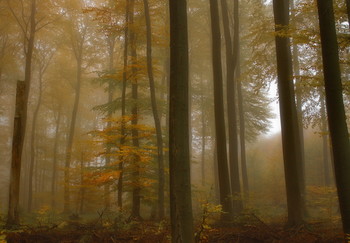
[0,0,348,241]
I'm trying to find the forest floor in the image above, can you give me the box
[1,216,344,242]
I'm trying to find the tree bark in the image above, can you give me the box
[209,0,234,221]
[27,69,43,212]
[7,81,25,227]
[104,32,116,211]
[7,0,36,227]
[51,107,61,210]
[117,0,130,210]
[143,0,165,220]
[273,0,304,227]
[291,0,306,217]
[236,64,249,195]
[316,0,350,236]
[320,93,331,186]
[129,0,141,220]
[200,81,206,187]
[79,153,85,214]
[230,0,243,213]
[64,53,83,213]
[169,0,194,241]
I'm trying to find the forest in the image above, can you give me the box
[0,0,349,242]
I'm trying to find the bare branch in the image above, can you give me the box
[6,0,27,36]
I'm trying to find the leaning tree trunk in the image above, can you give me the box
[169,0,194,241]
[273,0,304,227]
[316,0,350,237]
[209,0,234,222]
[7,0,36,227]
[63,57,83,213]
[143,0,165,220]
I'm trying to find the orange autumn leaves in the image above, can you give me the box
[85,115,157,188]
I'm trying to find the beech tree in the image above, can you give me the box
[143,0,165,220]
[169,0,194,241]
[220,0,243,214]
[6,0,50,226]
[272,0,304,226]
[316,0,350,237]
[209,0,234,221]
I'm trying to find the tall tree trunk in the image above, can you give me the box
[64,58,83,213]
[51,107,61,210]
[27,70,43,212]
[7,81,25,227]
[291,0,306,217]
[209,0,234,221]
[117,0,130,210]
[236,64,249,195]
[230,0,243,213]
[104,34,116,211]
[129,0,141,220]
[316,0,350,236]
[143,0,165,220]
[169,0,194,241]
[273,0,304,227]
[320,93,331,186]
[79,153,85,214]
[200,81,206,187]
[7,0,36,227]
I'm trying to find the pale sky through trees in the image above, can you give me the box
[268,83,281,135]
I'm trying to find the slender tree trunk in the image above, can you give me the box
[7,0,36,227]
[129,0,141,220]
[291,0,306,217]
[228,0,243,213]
[117,0,130,210]
[104,35,116,211]
[210,0,234,221]
[51,107,61,210]
[169,0,194,241]
[200,83,206,187]
[64,58,83,213]
[273,0,304,227]
[213,141,220,203]
[316,0,350,236]
[143,0,165,220]
[236,64,248,195]
[320,93,331,186]
[232,0,249,199]
[79,154,85,214]
[28,63,46,212]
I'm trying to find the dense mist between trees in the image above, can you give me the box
[0,0,349,242]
